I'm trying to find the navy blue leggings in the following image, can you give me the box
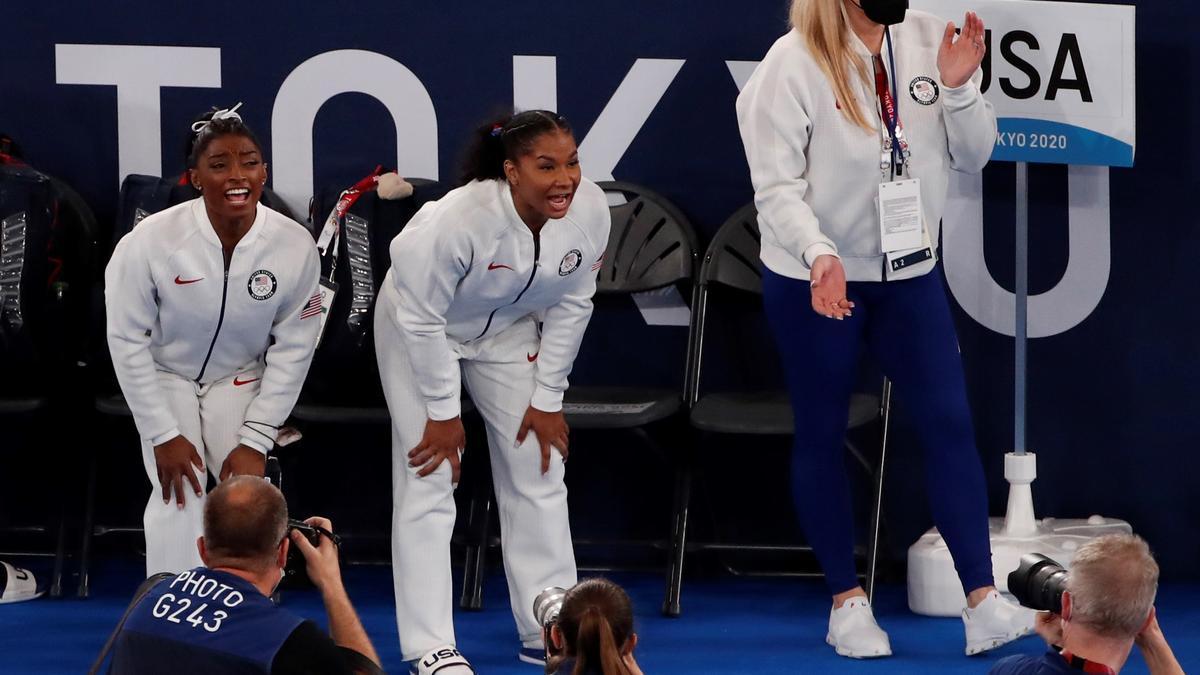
[762,267,994,596]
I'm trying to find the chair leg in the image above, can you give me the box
[662,456,692,618]
[459,495,491,611]
[866,379,893,604]
[77,453,98,599]
[50,503,66,598]
[623,426,689,618]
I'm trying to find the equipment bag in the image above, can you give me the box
[302,175,449,406]
[0,149,98,397]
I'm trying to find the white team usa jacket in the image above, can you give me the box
[379,177,611,421]
[736,10,997,282]
[105,199,321,453]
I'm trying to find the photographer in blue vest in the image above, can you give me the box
[107,476,380,674]
[991,535,1184,675]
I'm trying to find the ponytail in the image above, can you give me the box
[572,607,629,675]
[554,578,635,675]
[460,115,511,183]
[460,109,573,185]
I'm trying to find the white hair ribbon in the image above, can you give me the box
[191,102,244,134]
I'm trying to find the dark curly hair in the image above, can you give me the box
[185,108,263,169]
[460,109,573,185]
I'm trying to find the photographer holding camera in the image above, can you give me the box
[103,476,381,674]
[992,534,1184,675]
[535,578,644,675]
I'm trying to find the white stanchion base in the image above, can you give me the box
[907,515,1132,617]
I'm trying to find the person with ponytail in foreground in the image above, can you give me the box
[547,579,643,675]
[374,109,611,674]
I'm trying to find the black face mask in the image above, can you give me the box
[856,0,908,26]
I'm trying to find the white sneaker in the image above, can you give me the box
[962,591,1037,655]
[411,644,475,674]
[0,561,44,604]
[826,597,892,658]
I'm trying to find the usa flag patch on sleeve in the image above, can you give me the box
[300,292,323,320]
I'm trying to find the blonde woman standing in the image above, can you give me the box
[737,0,1036,659]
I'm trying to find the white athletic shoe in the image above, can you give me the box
[826,597,892,658]
[411,644,475,675]
[0,561,43,604]
[963,590,1037,655]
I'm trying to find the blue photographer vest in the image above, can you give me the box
[110,568,303,674]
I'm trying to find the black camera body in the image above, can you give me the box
[1008,553,1069,614]
[282,519,341,589]
[287,519,322,547]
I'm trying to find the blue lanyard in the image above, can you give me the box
[882,27,906,177]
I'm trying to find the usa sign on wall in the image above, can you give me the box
[914,0,1136,166]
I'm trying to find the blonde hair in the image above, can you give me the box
[790,0,875,132]
[1067,534,1159,639]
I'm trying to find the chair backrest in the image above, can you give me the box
[595,181,699,294]
[564,182,696,391]
[686,202,772,404]
[699,202,763,295]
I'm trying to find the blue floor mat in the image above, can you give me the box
[1,559,1196,673]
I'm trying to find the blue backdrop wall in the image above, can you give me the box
[3,1,1196,578]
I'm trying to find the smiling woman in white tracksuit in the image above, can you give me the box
[374,110,610,674]
[106,106,321,576]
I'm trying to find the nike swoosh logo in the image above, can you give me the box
[488,262,514,271]
[527,352,538,362]
[174,275,204,285]
[233,377,260,386]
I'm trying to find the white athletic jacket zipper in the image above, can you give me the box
[195,255,231,382]
[474,232,541,341]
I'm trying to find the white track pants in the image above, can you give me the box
[138,368,262,576]
[375,308,577,661]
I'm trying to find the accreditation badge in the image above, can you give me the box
[878,178,923,253]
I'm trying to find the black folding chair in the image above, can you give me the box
[563,181,697,429]
[77,394,139,598]
[562,181,698,614]
[669,203,892,613]
[0,398,65,597]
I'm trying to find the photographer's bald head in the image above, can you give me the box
[198,475,289,587]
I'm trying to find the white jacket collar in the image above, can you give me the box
[494,179,534,236]
[191,198,267,250]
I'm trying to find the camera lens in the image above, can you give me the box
[1008,553,1069,614]
[533,587,568,628]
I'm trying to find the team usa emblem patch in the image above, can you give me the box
[909,76,939,105]
[559,249,583,276]
[247,270,277,300]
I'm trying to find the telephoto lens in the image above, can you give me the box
[1007,553,1069,614]
[534,586,569,660]
[534,586,568,628]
